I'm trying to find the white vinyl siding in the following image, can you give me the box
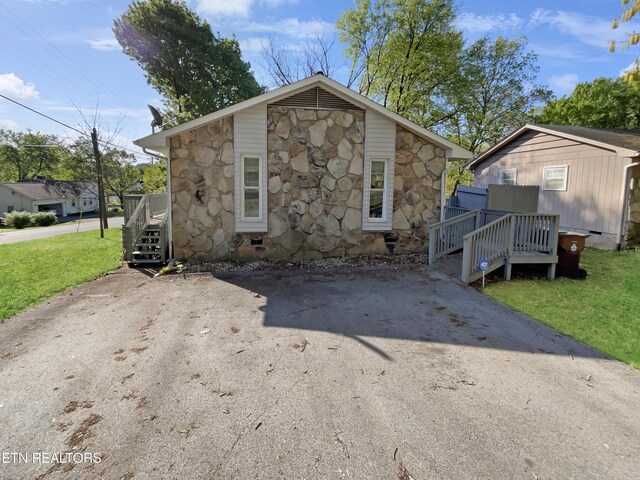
[234,106,267,232]
[499,168,517,185]
[542,165,568,191]
[363,111,395,230]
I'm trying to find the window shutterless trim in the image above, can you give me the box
[499,168,517,185]
[240,155,262,221]
[362,156,393,231]
[542,165,568,191]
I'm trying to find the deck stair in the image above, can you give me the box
[122,193,168,266]
[429,207,559,284]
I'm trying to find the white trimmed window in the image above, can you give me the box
[241,155,262,220]
[542,165,568,191]
[362,157,393,230]
[499,168,517,185]
[369,159,387,219]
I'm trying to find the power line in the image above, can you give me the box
[0,3,140,113]
[0,93,150,160]
[0,92,85,135]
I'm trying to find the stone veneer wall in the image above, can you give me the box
[170,117,236,261]
[626,165,640,245]
[169,108,445,262]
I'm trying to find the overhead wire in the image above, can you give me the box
[0,3,140,113]
[0,93,151,161]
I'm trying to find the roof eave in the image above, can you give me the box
[134,74,473,159]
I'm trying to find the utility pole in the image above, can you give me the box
[91,128,108,238]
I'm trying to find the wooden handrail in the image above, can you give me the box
[429,210,480,265]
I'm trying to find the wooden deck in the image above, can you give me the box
[429,210,560,284]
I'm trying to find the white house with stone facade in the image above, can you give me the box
[134,74,473,262]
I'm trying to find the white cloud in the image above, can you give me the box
[529,9,640,50]
[239,37,269,55]
[0,119,20,130]
[197,0,298,18]
[455,12,524,35]
[528,42,582,60]
[0,73,40,100]
[549,73,579,96]
[198,0,253,18]
[86,38,120,51]
[237,18,334,39]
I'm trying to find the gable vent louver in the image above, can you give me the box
[269,86,363,111]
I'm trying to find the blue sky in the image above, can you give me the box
[1,0,639,160]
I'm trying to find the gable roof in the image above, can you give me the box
[468,124,640,170]
[134,73,473,160]
[1,181,93,200]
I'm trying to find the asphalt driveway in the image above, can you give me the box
[0,265,638,479]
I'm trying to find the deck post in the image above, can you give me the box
[428,229,436,266]
[461,236,471,283]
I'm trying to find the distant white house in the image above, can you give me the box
[0,180,101,217]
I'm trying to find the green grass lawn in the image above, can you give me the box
[484,248,640,368]
[0,228,123,321]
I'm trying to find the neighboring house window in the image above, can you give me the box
[71,200,75,207]
[362,157,393,230]
[242,156,261,219]
[542,165,568,191]
[7,205,14,213]
[499,168,517,185]
[369,160,387,219]
[89,199,93,205]
[83,199,87,206]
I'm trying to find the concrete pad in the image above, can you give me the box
[0,265,638,479]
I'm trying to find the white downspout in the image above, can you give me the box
[617,158,640,250]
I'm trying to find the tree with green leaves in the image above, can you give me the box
[64,139,142,205]
[612,1,640,82]
[142,159,167,194]
[444,36,552,153]
[113,0,263,124]
[535,77,640,129]
[337,0,464,127]
[0,130,67,181]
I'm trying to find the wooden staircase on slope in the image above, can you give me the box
[122,193,168,266]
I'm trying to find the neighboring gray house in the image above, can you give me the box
[135,73,472,262]
[469,124,640,249]
[0,180,100,217]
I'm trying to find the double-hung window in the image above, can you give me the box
[499,168,517,185]
[242,156,261,220]
[542,165,568,191]
[369,159,387,219]
[235,154,267,232]
[362,157,393,230]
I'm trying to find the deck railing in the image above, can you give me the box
[461,213,560,283]
[429,210,480,265]
[444,205,473,219]
[123,195,143,224]
[122,193,167,262]
[461,215,512,283]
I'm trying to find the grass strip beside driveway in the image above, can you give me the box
[0,228,122,321]
[484,248,640,368]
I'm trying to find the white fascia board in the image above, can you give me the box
[134,74,473,160]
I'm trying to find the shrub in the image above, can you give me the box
[4,211,33,229]
[32,212,57,227]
